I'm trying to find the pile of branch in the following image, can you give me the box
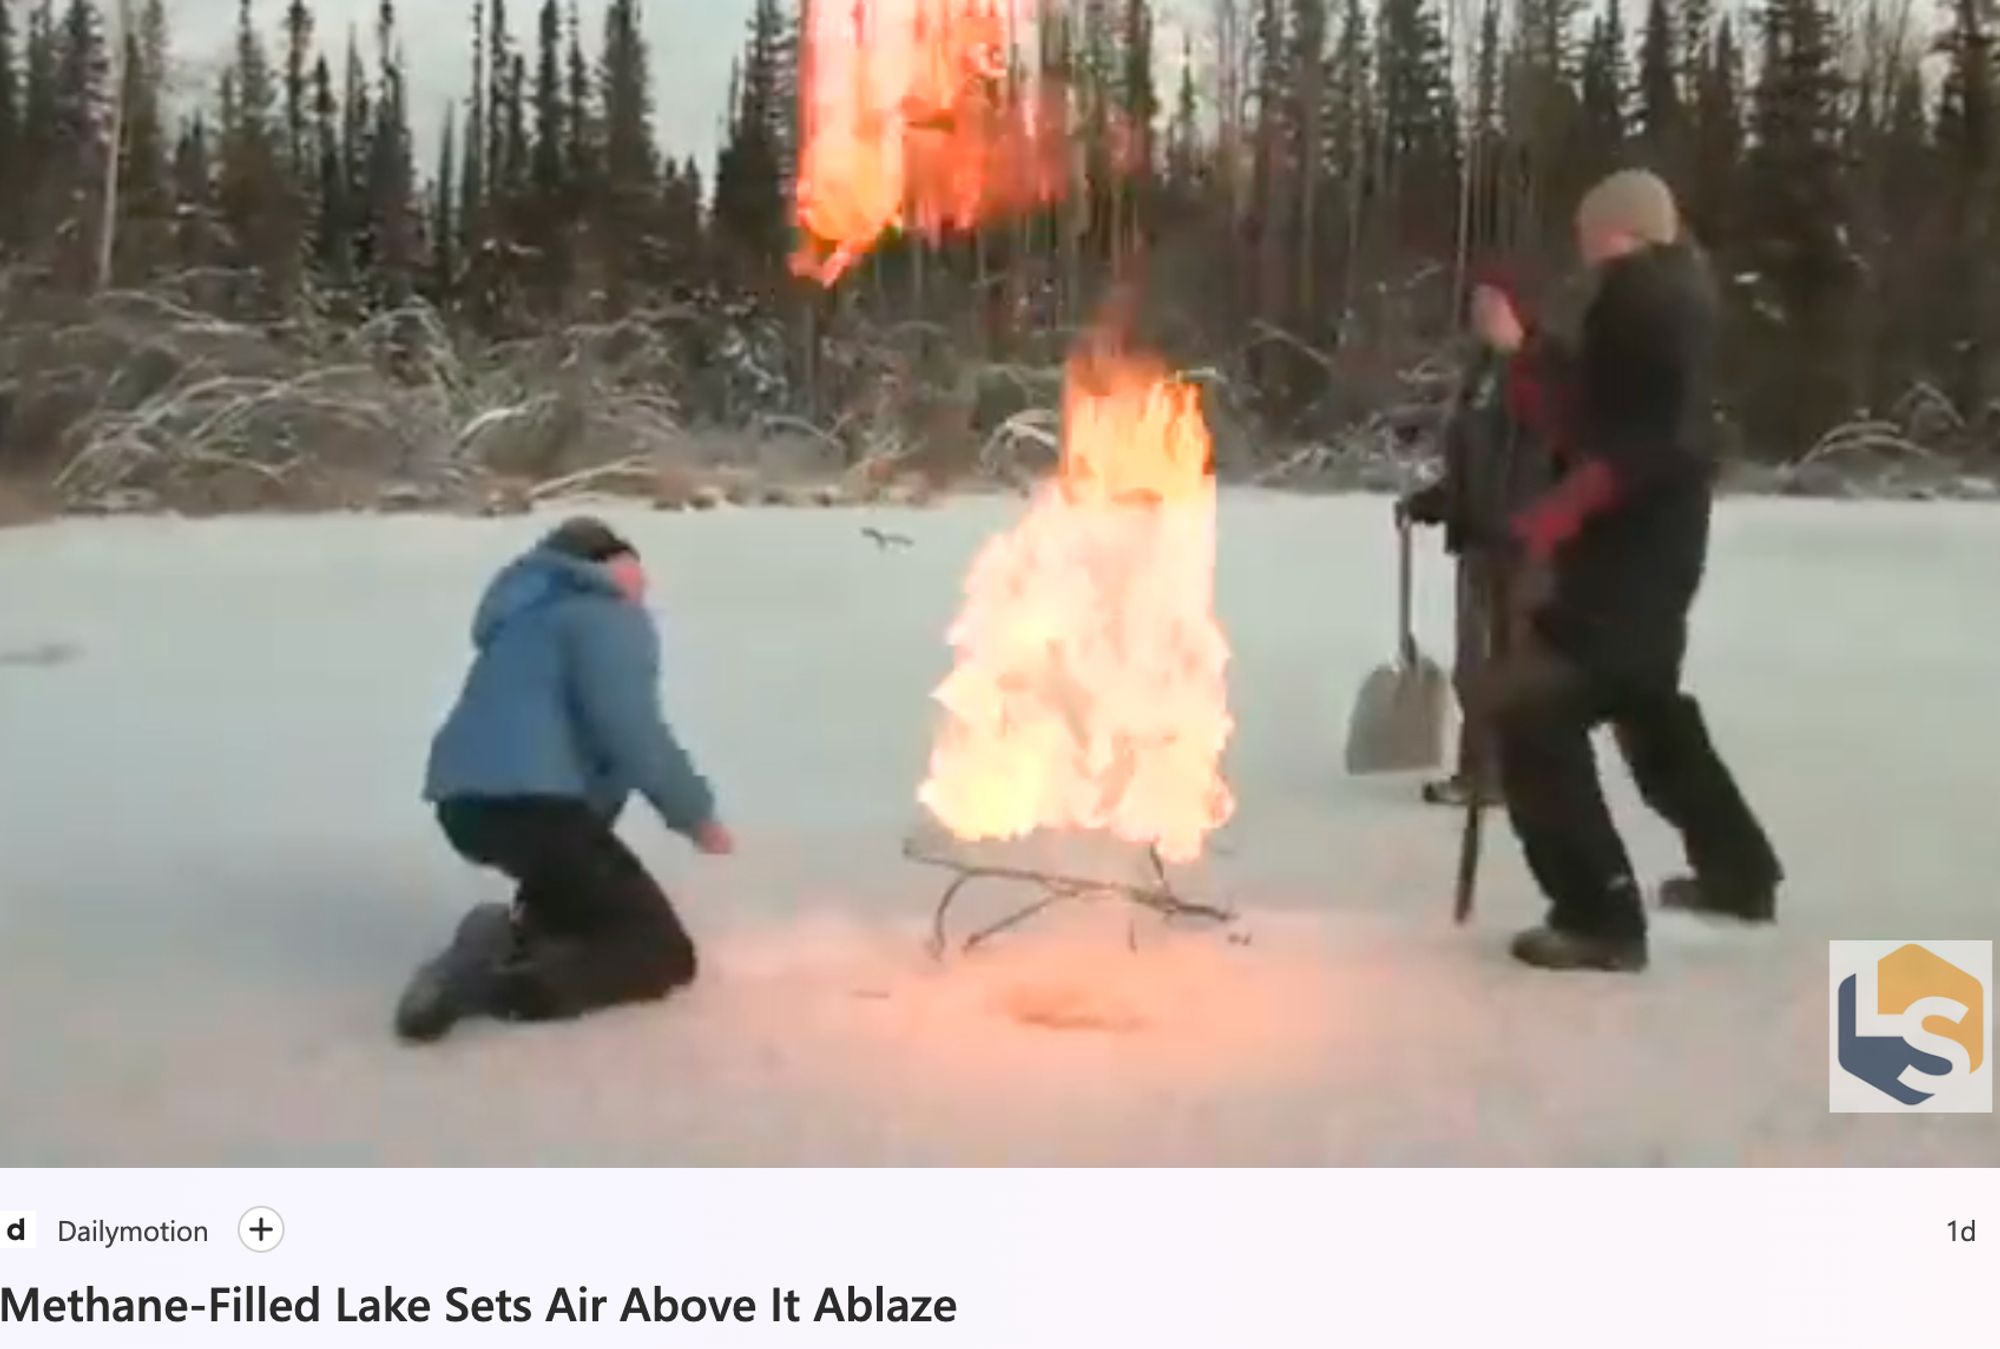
[1735,384,2000,500]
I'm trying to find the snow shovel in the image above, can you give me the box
[1344,513,1449,775]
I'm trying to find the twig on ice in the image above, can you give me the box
[902,838,1236,960]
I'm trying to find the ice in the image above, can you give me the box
[1,493,1995,1163]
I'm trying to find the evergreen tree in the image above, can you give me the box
[1287,0,1325,312]
[1167,33,1201,194]
[312,52,350,277]
[1933,0,1998,407]
[367,0,419,298]
[712,8,786,290]
[1744,0,1855,443]
[502,51,527,202]
[1124,0,1159,182]
[487,0,512,192]
[1687,14,1742,243]
[171,111,217,270]
[341,28,370,233]
[284,0,314,177]
[230,0,277,146]
[1247,0,1291,325]
[1505,0,1586,251]
[1464,0,1504,256]
[0,0,19,252]
[713,0,788,282]
[21,1,58,227]
[565,0,593,189]
[1683,0,1714,100]
[461,0,486,248]
[1637,0,1683,162]
[1376,0,1459,257]
[114,0,175,284]
[51,0,111,287]
[1579,0,1628,175]
[217,0,296,302]
[532,0,565,198]
[596,0,657,307]
[660,153,701,283]
[433,102,456,294]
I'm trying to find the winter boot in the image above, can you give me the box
[1422,768,1502,807]
[1421,775,1474,807]
[1511,878,1649,972]
[1658,873,1777,923]
[1510,924,1649,972]
[395,903,517,1043]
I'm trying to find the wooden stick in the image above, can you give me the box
[903,839,1236,959]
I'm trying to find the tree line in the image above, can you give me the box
[0,0,1994,456]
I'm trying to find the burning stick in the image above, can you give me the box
[903,837,1237,960]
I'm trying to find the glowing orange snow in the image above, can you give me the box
[917,336,1235,863]
[792,0,1069,284]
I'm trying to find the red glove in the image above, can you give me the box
[1510,458,1620,562]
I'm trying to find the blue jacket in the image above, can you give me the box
[424,546,717,836]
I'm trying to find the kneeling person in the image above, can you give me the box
[399,516,732,1042]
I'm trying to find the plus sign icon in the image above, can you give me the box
[238,1207,284,1253]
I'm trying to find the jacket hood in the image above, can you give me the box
[471,546,622,647]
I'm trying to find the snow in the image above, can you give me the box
[1,493,1995,1165]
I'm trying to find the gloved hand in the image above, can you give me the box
[1398,482,1449,528]
[1509,459,1619,564]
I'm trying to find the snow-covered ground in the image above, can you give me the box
[1,493,1995,1164]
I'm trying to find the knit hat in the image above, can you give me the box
[542,516,637,563]
[1577,169,1681,248]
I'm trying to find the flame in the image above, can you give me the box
[793,0,1069,285]
[918,337,1235,864]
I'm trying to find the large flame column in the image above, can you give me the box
[918,342,1235,865]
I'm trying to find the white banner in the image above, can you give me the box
[0,1169,1993,1346]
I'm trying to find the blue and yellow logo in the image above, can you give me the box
[1831,941,1991,1113]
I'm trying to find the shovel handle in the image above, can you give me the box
[1396,514,1417,667]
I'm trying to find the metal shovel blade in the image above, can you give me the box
[1344,648,1449,775]
[1346,513,1450,775]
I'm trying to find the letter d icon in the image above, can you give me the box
[2,1213,37,1249]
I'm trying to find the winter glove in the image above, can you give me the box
[1509,458,1620,564]
[1398,482,1450,528]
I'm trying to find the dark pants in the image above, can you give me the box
[437,797,697,1019]
[1491,649,1781,939]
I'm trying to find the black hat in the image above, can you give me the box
[543,516,637,563]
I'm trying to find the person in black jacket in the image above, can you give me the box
[1488,170,1783,973]
[1400,267,1558,806]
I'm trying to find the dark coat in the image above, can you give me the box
[1408,342,1558,558]
[1531,242,1720,687]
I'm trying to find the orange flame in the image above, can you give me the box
[918,337,1235,864]
[793,0,1070,285]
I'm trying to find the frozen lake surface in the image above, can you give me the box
[1,492,1994,1164]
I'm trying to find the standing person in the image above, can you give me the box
[1401,266,1560,807]
[1490,170,1783,973]
[398,516,734,1042]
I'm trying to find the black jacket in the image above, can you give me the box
[1534,242,1718,686]
[1409,345,1552,558]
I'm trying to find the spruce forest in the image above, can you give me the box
[0,0,1995,515]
